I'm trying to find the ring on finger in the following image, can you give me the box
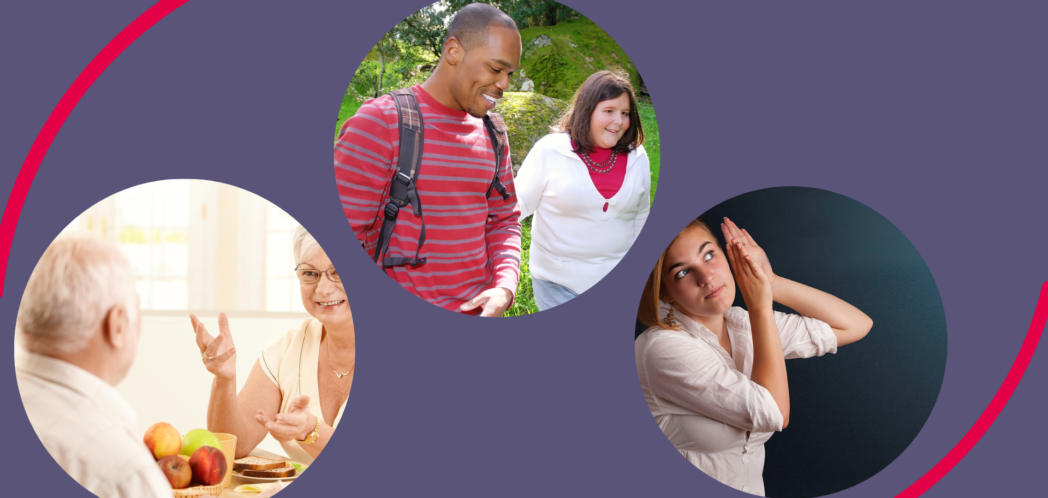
[204,353,214,360]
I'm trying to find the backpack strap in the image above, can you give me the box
[483,112,511,201]
[374,88,427,267]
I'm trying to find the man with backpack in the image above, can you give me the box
[335,4,522,316]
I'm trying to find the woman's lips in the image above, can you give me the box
[316,299,345,309]
[705,286,724,300]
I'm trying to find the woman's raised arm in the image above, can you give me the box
[720,218,873,347]
[191,313,281,457]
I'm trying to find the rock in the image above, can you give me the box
[530,34,551,51]
[520,79,534,92]
[493,92,569,174]
[517,18,642,101]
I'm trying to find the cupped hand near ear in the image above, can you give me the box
[722,217,775,286]
[726,238,773,313]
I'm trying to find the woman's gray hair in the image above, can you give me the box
[292,225,322,266]
[17,233,137,355]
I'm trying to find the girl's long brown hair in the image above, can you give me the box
[555,70,644,154]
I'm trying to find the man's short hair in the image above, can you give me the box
[17,233,137,355]
[444,3,519,51]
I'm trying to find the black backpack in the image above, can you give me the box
[372,88,512,268]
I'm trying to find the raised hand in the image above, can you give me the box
[726,238,773,313]
[190,313,237,381]
[721,217,775,286]
[255,395,315,443]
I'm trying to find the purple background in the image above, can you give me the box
[1,1,1045,497]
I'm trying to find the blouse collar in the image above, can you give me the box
[657,301,751,372]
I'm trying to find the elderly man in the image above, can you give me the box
[15,233,172,497]
[335,3,523,316]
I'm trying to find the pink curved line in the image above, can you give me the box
[0,0,189,298]
[896,281,1047,496]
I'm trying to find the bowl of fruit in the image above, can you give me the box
[144,422,228,497]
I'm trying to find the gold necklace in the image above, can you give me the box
[324,338,355,379]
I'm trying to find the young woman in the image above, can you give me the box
[515,70,651,311]
[635,217,872,496]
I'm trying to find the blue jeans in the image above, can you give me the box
[532,278,580,311]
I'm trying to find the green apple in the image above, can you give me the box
[179,428,221,457]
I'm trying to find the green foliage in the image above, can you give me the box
[514,18,641,101]
[638,102,659,202]
[447,0,580,29]
[395,4,448,60]
[351,37,436,100]
[505,216,538,316]
[492,92,569,172]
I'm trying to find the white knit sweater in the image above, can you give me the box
[515,133,651,294]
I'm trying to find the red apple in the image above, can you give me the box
[158,455,192,489]
[143,422,182,460]
[189,445,227,486]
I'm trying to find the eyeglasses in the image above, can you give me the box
[295,266,341,284]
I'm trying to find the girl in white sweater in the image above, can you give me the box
[515,70,651,310]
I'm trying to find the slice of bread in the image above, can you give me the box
[239,466,297,478]
[233,456,287,471]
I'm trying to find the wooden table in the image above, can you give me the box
[216,448,300,497]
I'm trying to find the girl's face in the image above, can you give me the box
[587,93,631,149]
[662,226,736,323]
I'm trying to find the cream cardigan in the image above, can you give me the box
[515,133,650,294]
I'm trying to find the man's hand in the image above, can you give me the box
[460,288,514,317]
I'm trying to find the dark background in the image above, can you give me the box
[705,187,945,497]
[1,1,1046,497]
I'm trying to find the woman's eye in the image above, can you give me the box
[674,269,688,279]
[704,250,714,262]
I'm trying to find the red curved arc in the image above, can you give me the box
[0,2,1044,496]
[0,0,189,299]
[896,282,1047,496]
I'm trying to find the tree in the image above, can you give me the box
[445,0,580,29]
[396,4,450,61]
[353,33,403,98]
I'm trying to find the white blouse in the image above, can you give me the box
[635,304,837,496]
[260,318,346,464]
[515,133,650,294]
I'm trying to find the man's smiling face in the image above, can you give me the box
[449,25,521,118]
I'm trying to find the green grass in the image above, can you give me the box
[638,102,660,202]
[505,217,538,316]
[334,90,659,317]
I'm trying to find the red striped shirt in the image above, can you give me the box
[334,85,521,313]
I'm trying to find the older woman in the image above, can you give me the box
[190,226,354,463]
[514,70,650,310]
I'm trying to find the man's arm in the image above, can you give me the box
[466,142,521,316]
[333,98,397,255]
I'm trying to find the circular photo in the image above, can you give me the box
[634,187,946,497]
[334,0,660,316]
[14,180,354,497]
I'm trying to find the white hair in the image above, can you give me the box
[292,225,321,267]
[17,233,137,355]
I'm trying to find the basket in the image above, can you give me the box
[172,482,224,497]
